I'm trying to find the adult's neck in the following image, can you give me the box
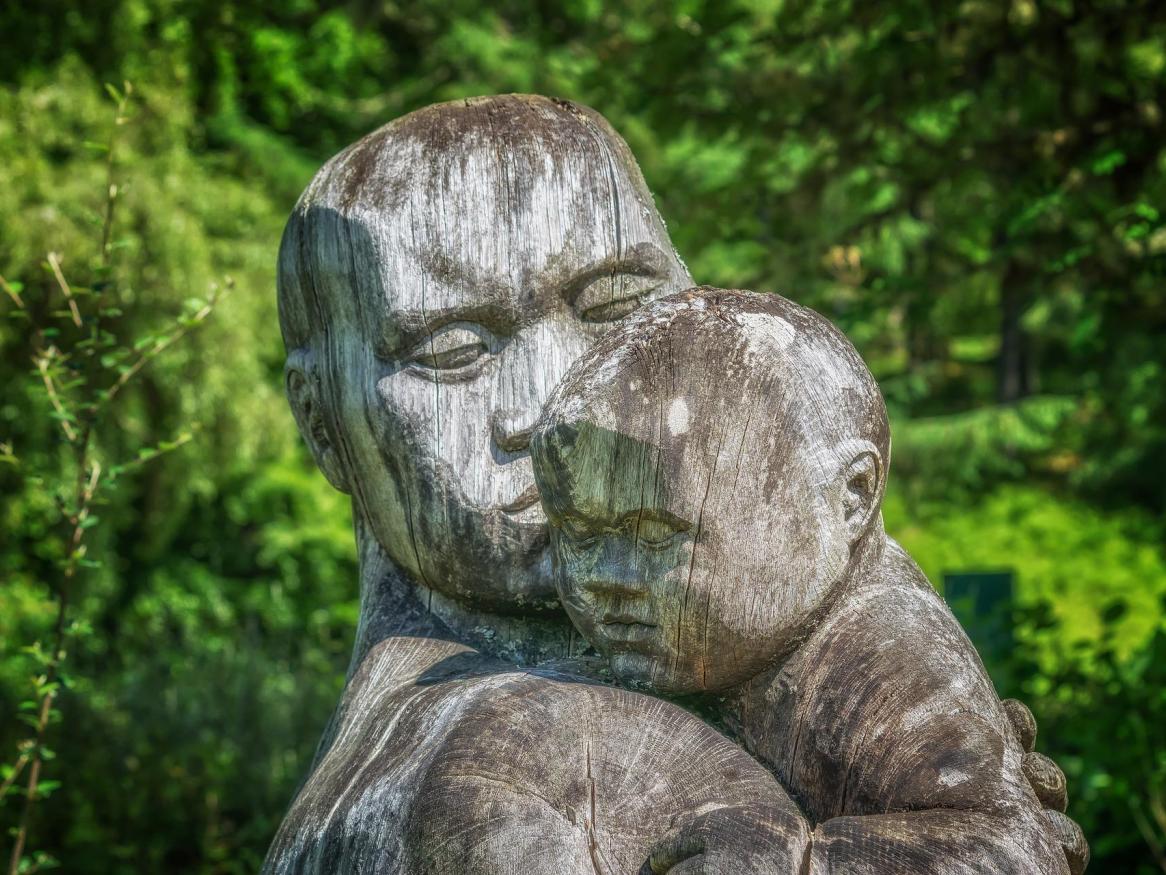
[349,510,578,678]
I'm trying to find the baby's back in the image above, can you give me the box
[740,538,1039,822]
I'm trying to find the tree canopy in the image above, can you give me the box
[1,2,1164,872]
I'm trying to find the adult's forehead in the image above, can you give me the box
[308,96,669,319]
[368,143,659,285]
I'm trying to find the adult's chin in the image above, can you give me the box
[406,502,561,615]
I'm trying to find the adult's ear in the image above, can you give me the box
[285,348,350,494]
[834,440,883,545]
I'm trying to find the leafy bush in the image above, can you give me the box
[1,2,1164,871]
[0,65,357,873]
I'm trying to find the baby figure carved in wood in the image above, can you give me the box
[529,287,1088,874]
[264,94,1087,874]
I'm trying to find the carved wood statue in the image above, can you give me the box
[264,95,1088,874]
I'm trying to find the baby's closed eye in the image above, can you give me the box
[634,516,686,549]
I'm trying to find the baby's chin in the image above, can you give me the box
[608,651,702,695]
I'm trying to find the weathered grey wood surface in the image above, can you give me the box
[269,630,810,873]
[532,287,1086,873]
[266,96,1088,874]
[277,92,693,669]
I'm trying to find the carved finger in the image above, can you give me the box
[1044,809,1089,875]
[647,827,705,874]
[1001,698,1037,752]
[1023,751,1068,812]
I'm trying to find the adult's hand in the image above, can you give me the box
[643,801,811,874]
[1001,698,1090,874]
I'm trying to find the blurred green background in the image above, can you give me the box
[1,0,1163,872]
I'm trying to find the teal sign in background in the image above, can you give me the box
[943,571,1016,693]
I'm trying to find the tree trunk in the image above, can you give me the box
[998,261,1030,403]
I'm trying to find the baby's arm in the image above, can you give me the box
[807,809,1062,875]
[725,541,1072,873]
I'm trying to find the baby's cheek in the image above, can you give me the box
[686,535,810,688]
[662,550,746,687]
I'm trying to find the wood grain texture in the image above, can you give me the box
[532,287,1080,873]
[267,96,1088,874]
[278,93,693,660]
[264,569,812,874]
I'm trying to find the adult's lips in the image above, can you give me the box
[499,483,541,514]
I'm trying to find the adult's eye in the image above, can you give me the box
[405,326,489,372]
[574,273,659,324]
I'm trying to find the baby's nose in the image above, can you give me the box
[583,579,641,598]
[580,563,650,599]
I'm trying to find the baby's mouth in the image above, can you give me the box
[599,614,658,643]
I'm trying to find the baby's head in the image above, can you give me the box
[531,288,890,693]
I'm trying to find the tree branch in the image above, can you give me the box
[46,253,82,329]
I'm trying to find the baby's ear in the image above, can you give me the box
[286,348,351,494]
[836,441,883,544]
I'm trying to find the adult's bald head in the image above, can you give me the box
[275,95,692,620]
[277,94,685,356]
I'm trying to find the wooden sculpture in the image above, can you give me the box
[264,96,1087,874]
[531,287,1086,873]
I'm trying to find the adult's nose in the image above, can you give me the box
[491,317,590,454]
[491,408,537,453]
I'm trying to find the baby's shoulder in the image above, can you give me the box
[769,538,1025,818]
[781,537,1004,737]
[831,537,983,672]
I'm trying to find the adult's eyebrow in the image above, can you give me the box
[622,506,693,533]
[372,246,521,355]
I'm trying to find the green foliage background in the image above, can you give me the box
[1,1,1163,872]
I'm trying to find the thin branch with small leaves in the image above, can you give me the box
[0,275,24,310]
[3,79,222,875]
[33,350,77,444]
[45,253,82,329]
[102,287,224,407]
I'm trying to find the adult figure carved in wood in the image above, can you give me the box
[277,93,691,668]
[266,93,701,871]
[265,95,1086,873]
